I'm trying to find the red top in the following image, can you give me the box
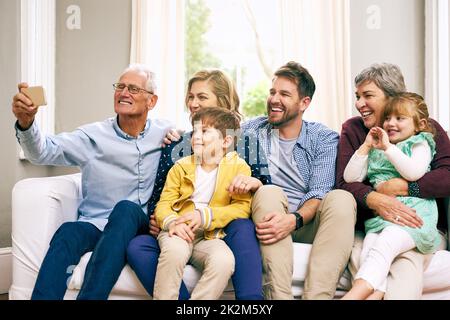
[336,116,450,231]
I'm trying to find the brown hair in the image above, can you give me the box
[185,69,241,116]
[191,107,241,146]
[274,61,316,99]
[383,92,435,136]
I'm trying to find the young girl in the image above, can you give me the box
[342,92,441,300]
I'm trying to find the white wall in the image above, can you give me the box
[0,0,54,248]
[0,0,132,248]
[55,0,132,132]
[350,0,425,111]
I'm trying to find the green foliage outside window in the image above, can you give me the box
[185,0,221,84]
[242,80,269,119]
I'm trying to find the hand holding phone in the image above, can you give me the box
[21,86,47,107]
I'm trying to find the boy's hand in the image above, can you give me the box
[175,210,202,232]
[370,127,391,151]
[228,175,262,194]
[169,221,195,242]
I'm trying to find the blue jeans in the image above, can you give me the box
[31,200,149,300]
[127,218,263,300]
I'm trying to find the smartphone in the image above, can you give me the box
[22,86,47,106]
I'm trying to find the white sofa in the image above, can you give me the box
[9,173,450,300]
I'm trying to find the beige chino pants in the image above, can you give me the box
[154,231,235,300]
[251,185,356,300]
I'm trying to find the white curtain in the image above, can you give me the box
[20,0,55,135]
[130,0,189,128]
[425,0,450,131]
[277,0,352,132]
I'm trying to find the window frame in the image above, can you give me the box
[425,0,450,131]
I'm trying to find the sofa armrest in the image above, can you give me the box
[10,173,82,299]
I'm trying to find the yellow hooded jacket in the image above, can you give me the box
[155,151,252,240]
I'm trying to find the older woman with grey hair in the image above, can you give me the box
[336,62,450,299]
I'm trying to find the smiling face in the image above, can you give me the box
[383,113,416,144]
[191,122,226,164]
[355,81,390,129]
[114,70,157,118]
[186,80,219,116]
[267,76,309,128]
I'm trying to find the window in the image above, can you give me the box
[425,0,450,131]
[131,0,352,131]
[185,0,279,121]
[19,0,55,158]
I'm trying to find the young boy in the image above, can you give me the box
[153,107,252,300]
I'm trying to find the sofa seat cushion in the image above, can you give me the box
[67,242,352,299]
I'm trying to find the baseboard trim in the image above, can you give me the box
[0,247,12,294]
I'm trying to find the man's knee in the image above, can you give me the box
[253,185,284,203]
[320,189,357,223]
[252,185,286,222]
[108,200,147,228]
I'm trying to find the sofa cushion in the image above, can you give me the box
[67,242,352,299]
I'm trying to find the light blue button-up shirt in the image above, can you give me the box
[15,117,171,231]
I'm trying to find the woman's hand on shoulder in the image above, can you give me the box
[162,128,182,147]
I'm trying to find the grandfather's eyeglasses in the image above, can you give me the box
[113,83,153,95]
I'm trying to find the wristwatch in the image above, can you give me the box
[290,211,304,230]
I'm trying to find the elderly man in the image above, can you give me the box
[12,64,170,300]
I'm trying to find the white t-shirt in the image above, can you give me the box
[191,165,219,209]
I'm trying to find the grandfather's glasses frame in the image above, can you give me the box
[113,83,153,95]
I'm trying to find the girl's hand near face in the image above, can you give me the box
[357,131,375,156]
[370,127,391,151]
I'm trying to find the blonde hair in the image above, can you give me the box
[185,69,241,116]
[383,92,435,136]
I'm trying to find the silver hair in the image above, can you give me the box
[355,63,406,97]
[123,63,157,93]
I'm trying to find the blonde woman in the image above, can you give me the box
[127,69,269,300]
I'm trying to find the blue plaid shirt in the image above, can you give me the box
[241,116,339,210]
